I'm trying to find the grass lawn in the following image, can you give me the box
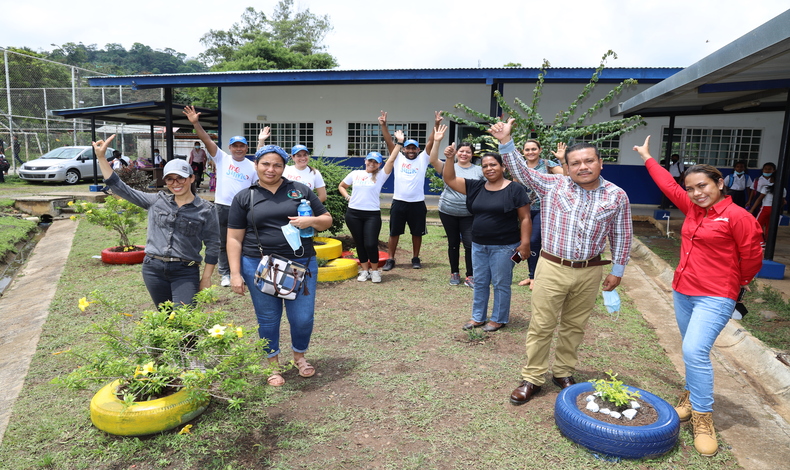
[0,215,742,469]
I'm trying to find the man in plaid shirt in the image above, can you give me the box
[489,118,633,406]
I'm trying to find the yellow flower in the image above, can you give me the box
[78,297,94,312]
[235,327,243,338]
[86,210,92,214]
[67,201,74,206]
[168,312,176,321]
[69,215,77,221]
[134,365,144,377]
[178,424,192,434]
[141,361,156,375]
[208,324,227,338]
[51,349,71,355]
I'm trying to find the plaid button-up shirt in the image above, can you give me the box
[500,140,632,277]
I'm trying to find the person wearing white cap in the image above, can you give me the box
[284,145,327,203]
[338,150,396,282]
[91,135,220,307]
[183,105,259,288]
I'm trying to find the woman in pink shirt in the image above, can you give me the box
[634,136,763,458]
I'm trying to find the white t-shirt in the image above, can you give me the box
[343,169,392,211]
[760,183,786,207]
[393,150,430,202]
[209,148,258,206]
[283,165,326,190]
[754,175,772,194]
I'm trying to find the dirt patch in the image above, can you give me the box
[575,393,658,426]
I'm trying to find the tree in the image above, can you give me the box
[199,2,335,70]
[444,51,645,162]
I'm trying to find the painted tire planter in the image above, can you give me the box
[90,380,209,437]
[554,382,680,460]
[317,258,358,282]
[101,246,146,265]
[313,237,342,261]
[341,250,390,268]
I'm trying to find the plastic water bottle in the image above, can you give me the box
[297,199,314,238]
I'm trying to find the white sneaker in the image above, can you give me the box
[221,275,231,287]
[357,270,370,282]
[370,270,382,283]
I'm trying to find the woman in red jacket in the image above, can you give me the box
[634,136,763,457]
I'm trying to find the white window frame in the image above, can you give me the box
[660,127,762,168]
[347,122,428,156]
[244,122,314,154]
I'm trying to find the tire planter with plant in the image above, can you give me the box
[90,379,209,436]
[317,258,358,282]
[554,382,680,459]
[341,250,390,269]
[313,236,342,260]
[101,245,146,265]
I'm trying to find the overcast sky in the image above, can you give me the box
[2,1,788,70]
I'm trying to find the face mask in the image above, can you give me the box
[281,223,303,252]
[602,290,621,314]
[735,171,744,176]
[764,172,773,178]
[195,146,200,149]
[154,153,160,156]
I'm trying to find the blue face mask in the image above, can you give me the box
[764,172,774,178]
[735,171,744,176]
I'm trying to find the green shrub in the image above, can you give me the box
[308,156,351,235]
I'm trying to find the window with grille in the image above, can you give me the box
[660,127,762,168]
[573,132,621,162]
[347,122,428,156]
[243,122,314,154]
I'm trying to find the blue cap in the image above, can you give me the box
[228,135,248,146]
[291,144,310,156]
[255,145,290,163]
[365,152,383,164]
[403,139,419,148]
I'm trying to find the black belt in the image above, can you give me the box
[150,255,197,266]
[540,251,611,268]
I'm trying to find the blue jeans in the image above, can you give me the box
[141,256,200,307]
[471,242,518,324]
[526,209,542,279]
[241,255,318,358]
[673,292,736,413]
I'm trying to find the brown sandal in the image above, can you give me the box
[267,372,285,387]
[462,321,486,330]
[295,357,315,378]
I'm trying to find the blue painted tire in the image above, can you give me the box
[554,382,680,459]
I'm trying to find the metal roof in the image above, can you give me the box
[613,9,790,117]
[87,67,682,89]
[51,101,219,129]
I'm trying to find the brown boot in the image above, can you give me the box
[691,411,718,457]
[674,390,691,422]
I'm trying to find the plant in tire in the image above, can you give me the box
[69,196,146,250]
[55,288,274,410]
[589,370,641,407]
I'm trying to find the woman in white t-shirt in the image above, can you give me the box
[338,151,395,282]
[283,145,327,202]
[750,173,787,239]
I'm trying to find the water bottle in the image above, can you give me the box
[297,199,314,238]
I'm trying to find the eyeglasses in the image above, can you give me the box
[164,176,187,185]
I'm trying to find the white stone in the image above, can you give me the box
[630,401,641,410]
[585,395,596,402]
[593,392,602,397]
[600,408,611,415]
[586,401,600,412]
[610,411,622,419]
[623,409,638,420]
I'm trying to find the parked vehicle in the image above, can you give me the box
[18,146,119,184]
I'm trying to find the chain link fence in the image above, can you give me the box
[0,48,165,169]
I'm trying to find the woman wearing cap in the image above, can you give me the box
[226,144,332,387]
[338,150,396,282]
[91,135,220,307]
[438,142,483,287]
[634,136,762,457]
[284,145,327,203]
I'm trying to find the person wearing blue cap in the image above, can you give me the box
[227,144,332,387]
[184,105,259,288]
[377,110,444,270]
[91,134,220,307]
[283,145,327,202]
[338,150,396,282]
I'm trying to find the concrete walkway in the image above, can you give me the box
[0,219,77,443]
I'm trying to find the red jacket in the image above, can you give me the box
[646,159,764,300]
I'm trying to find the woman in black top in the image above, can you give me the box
[226,144,332,387]
[435,125,531,332]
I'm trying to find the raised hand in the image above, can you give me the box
[259,126,271,143]
[434,124,447,142]
[633,135,652,162]
[394,129,405,143]
[444,143,457,160]
[488,118,515,143]
[182,105,200,124]
[551,142,567,160]
[434,111,444,128]
[92,134,116,159]
[378,110,388,126]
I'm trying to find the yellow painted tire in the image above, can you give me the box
[313,237,342,261]
[90,380,209,436]
[317,258,358,282]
